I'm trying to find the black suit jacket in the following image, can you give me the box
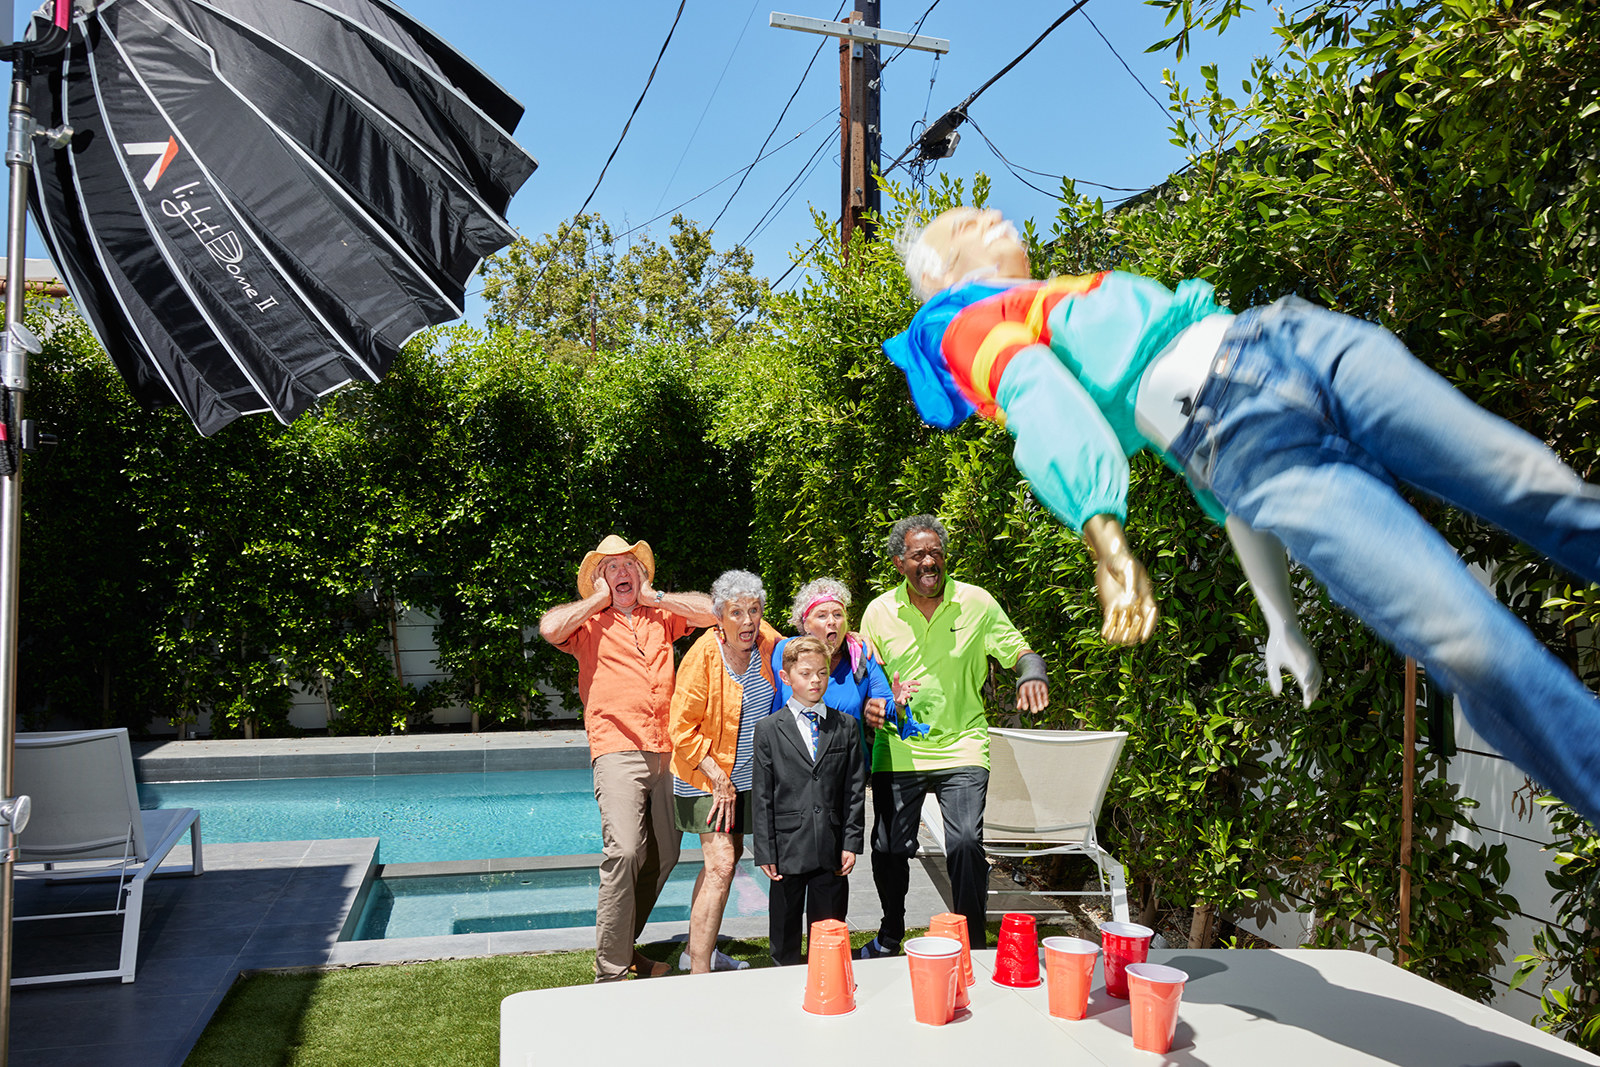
[752,705,866,875]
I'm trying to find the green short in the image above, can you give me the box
[674,791,752,835]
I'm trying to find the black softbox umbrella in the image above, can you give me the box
[27,0,537,434]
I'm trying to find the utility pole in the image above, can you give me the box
[771,9,948,252]
[838,2,877,247]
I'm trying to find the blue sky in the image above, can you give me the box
[19,1,1292,325]
[393,0,1289,321]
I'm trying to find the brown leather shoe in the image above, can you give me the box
[629,952,671,979]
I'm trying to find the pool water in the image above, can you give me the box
[138,769,605,864]
[355,859,773,940]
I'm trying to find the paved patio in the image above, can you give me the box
[7,733,957,1066]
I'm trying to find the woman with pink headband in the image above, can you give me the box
[770,578,924,757]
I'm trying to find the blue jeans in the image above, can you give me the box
[1169,296,1600,826]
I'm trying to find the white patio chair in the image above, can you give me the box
[11,728,203,985]
[920,727,1130,923]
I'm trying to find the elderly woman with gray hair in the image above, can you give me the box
[668,569,782,974]
[770,577,922,748]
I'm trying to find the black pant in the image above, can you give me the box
[768,867,849,966]
[869,767,990,949]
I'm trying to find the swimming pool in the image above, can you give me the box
[354,859,772,940]
[138,768,604,864]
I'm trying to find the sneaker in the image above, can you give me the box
[855,936,899,960]
[678,948,750,972]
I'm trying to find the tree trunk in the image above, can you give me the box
[1189,902,1216,949]
[388,598,405,685]
[1135,879,1160,929]
[319,675,335,730]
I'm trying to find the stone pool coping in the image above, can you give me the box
[133,729,593,782]
[335,846,789,965]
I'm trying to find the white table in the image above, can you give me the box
[501,947,1600,1066]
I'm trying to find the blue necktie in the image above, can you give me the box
[802,710,820,760]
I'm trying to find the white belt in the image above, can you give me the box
[1134,313,1232,451]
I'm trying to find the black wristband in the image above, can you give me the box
[1016,651,1047,686]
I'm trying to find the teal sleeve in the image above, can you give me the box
[1189,484,1230,526]
[995,345,1130,533]
[1154,452,1230,526]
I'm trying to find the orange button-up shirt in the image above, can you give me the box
[557,606,694,758]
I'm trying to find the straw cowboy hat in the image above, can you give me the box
[577,535,656,597]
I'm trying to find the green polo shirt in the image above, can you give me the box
[859,579,1029,772]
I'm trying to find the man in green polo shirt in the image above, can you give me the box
[857,514,1050,956]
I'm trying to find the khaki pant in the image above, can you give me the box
[592,750,681,982]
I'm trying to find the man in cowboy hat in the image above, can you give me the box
[540,534,717,982]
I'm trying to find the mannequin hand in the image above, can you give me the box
[1265,626,1323,708]
[1083,515,1157,645]
[1094,552,1156,645]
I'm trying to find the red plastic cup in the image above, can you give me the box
[802,920,856,1015]
[927,913,974,1010]
[1126,962,1188,1053]
[992,912,1041,988]
[904,936,963,1025]
[1041,936,1100,1020]
[1098,920,1154,999]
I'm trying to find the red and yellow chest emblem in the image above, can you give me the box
[941,273,1106,418]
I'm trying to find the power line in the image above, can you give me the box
[878,0,943,70]
[574,0,687,220]
[711,231,830,346]
[711,1,848,231]
[707,1,951,336]
[742,130,836,247]
[886,0,1094,176]
[615,109,836,244]
[711,0,936,235]
[964,114,1146,195]
[956,1,1092,115]
[771,233,828,293]
[654,2,762,215]
[1082,11,1170,121]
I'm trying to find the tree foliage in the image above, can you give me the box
[18,216,756,735]
[477,213,766,360]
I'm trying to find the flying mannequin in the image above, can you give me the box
[883,206,1600,826]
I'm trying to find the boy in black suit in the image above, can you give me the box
[753,635,867,966]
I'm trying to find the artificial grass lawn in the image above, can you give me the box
[185,923,1071,1067]
[183,936,805,1067]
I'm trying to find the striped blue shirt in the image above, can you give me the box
[673,648,775,798]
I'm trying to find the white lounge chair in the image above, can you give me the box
[11,728,203,985]
[920,727,1130,923]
